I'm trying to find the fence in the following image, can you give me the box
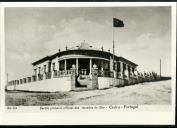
[98,70,114,78]
[8,70,74,86]
[7,69,161,87]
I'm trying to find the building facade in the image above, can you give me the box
[6,43,159,92]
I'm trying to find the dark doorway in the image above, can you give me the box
[78,58,90,75]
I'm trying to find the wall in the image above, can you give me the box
[98,77,110,89]
[109,78,125,87]
[6,85,15,90]
[7,77,72,92]
[98,77,125,89]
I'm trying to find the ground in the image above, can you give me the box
[5,80,171,106]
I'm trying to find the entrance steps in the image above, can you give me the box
[76,75,91,87]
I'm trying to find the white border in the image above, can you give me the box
[1,2,176,7]
[0,2,176,125]
[0,2,5,125]
[171,2,176,116]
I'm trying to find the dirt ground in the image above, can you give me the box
[5,80,171,106]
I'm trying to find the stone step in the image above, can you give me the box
[76,75,91,87]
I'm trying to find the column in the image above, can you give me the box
[89,58,92,75]
[125,64,129,80]
[64,59,67,74]
[101,60,104,76]
[33,69,37,76]
[130,66,132,77]
[110,56,113,71]
[58,61,60,71]
[43,65,46,79]
[47,61,50,72]
[36,68,38,80]
[92,64,98,89]
[113,61,117,78]
[71,64,76,90]
[51,62,55,78]
[120,61,123,78]
[55,61,59,72]
[50,63,53,73]
[101,60,104,71]
[76,58,78,74]
[127,65,129,77]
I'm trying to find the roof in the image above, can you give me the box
[32,43,138,67]
[70,42,99,50]
[32,56,50,66]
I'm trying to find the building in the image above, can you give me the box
[6,42,159,92]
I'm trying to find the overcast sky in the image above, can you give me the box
[5,7,171,80]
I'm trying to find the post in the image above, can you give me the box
[58,61,60,71]
[112,18,115,70]
[101,60,104,71]
[71,65,76,90]
[112,17,117,79]
[92,64,98,89]
[90,58,92,75]
[6,73,8,85]
[76,58,78,75]
[58,61,60,77]
[64,59,67,73]
[160,59,161,78]
[120,61,123,79]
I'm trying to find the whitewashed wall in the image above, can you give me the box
[98,77,125,89]
[109,78,125,87]
[98,77,111,89]
[6,85,15,90]
[7,77,72,92]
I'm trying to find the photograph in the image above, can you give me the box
[4,6,172,106]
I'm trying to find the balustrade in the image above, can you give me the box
[117,72,122,78]
[32,75,37,81]
[98,70,114,77]
[45,72,51,79]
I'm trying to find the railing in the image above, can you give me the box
[23,78,27,84]
[7,70,161,86]
[7,69,75,86]
[66,70,72,75]
[17,80,19,85]
[53,70,73,78]
[117,72,122,78]
[123,74,128,79]
[27,77,31,83]
[32,75,37,81]
[98,70,114,78]
[38,74,43,81]
[79,69,88,75]
[53,71,58,78]
[45,72,51,79]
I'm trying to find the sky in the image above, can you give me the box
[5,7,172,80]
